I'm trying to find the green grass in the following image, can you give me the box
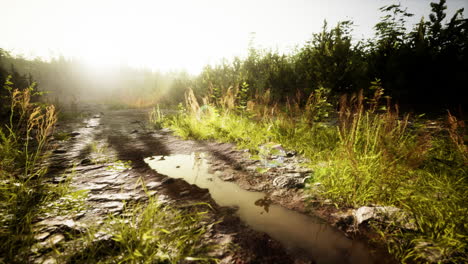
[160,90,467,263]
[62,197,218,264]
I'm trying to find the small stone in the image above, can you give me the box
[221,174,235,181]
[94,231,112,241]
[145,181,162,189]
[246,166,257,171]
[272,176,305,188]
[180,190,190,196]
[414,241,444,263]
[34,232,51,241]
[353,206,417,230]
[44,233,65,246]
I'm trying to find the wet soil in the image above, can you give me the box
[37,105,395,263]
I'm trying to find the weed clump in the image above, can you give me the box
[63,197,217,264]
[0,77,59,262]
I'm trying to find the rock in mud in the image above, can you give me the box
[220,174,235,181]
[34,232,51,241]
[272,175,308,189]
[144,181,162,189]
[44,234,65,246]
[414,241,444,263]
[180,190,190,196]
[35,217,86,234]
[354,206,417,230]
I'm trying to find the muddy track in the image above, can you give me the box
[36,105,393,264]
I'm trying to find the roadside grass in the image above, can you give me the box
[63,197,217,264]
[0,78,62,262]
[159,86,468,263]
[1,79,217,263]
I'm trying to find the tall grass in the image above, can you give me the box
[0,77,59,262]
[160,84,467,263]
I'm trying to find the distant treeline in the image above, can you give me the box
[186,0,467,113]
[1,0,467,113]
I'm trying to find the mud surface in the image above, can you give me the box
[36,105,395,263]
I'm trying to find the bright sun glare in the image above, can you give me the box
[54,0,252,73]
[3,0,465,73]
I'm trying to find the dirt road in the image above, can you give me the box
[34,105,392,264]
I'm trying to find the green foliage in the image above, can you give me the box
[149,105,165,129]
[0,79,67,262]
[368,0,467,110]
[164,81,467,262]
[191,20,368,106]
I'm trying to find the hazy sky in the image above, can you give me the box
[1,0,467,73]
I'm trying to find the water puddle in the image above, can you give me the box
[144,153,379,264]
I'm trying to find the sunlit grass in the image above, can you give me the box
[160,86,468,263]
[63,197,218,264]
[0,78,65,262]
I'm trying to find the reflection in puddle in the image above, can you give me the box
[254,196,272,213]
[144,153,379,264]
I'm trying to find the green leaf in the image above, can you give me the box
[133,249,143,257]
[159,228,171,234]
